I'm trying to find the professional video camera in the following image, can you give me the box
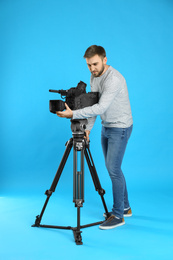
[49,81,99,113]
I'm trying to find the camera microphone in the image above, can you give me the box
[49,89,68,96]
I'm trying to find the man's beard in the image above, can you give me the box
[92,64,105,77]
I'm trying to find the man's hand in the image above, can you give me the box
[85,130,90,142]
[56,103,73,118]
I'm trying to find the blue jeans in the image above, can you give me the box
[101,125,133,218]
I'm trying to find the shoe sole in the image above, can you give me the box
[103,213,132,218]
[99,221,125,230]
[124,213,132,217]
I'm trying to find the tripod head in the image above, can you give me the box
[70,119,88,150]
[70,119,88,135]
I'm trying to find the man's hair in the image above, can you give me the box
[83,45,106,59]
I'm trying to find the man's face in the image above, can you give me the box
[86,55,107,77]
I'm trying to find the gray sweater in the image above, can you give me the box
[73,66,133,131]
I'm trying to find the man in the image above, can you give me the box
[56,45,133,230]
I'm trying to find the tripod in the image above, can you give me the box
[32,119,109,245]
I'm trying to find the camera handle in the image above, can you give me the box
[32,120,109,245]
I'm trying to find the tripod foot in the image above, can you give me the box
[32,215,41,227]
[72,229,83,245]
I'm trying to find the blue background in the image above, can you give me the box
[1,0,173,259]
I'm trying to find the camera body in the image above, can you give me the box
[49,81,99,113]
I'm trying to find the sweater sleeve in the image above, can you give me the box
[85,116,97,131]
[72,75,120,120]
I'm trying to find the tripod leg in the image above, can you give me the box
[32,138,73,227]
[72,139,85,245]
[84,144,109,217]
[73,148,84,206]
[72,207,83,245]
[50,138,73,192]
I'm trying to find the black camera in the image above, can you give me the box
[49,81,99,113]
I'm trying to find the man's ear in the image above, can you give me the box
[103,57,107,65]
